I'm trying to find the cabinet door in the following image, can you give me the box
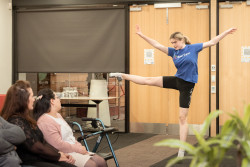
[219,2,250,125]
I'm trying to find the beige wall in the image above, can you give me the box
[0,0,12,94]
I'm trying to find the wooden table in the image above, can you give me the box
[60,96,118,118]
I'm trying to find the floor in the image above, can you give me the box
[78,133,198,167]
[74,131,238,167]
[69,108,237,167]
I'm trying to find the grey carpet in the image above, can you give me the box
[150,147,238,167]
[83,132,157,153]
[80,132,238,167]
[105,134,197,167]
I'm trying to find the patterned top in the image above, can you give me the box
[8,115,60,163]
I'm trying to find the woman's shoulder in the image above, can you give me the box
[8,115,25,123]
[56,113,64,119]
[37,114,60,128]
[8,115,30,130]
[37,114,53,123]
[188,43,203,52]
[188,43,203,47]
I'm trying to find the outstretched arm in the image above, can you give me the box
[203,28,237,49]
[136,24,169,54]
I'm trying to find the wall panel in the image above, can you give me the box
[219,2,250,124]
[0,0,12,93]
[129,4,209,126]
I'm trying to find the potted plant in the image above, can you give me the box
[154,104,250,167]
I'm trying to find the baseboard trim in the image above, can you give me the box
[130,122,166,134]
[130,122,208,136]
[167,124,208,136]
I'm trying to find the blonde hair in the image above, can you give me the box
[170,32,191,44]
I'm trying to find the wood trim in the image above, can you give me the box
[13,0,210,7]
[209,0,218,137]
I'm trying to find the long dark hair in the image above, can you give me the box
[33,88,55,121]
[1,80,36,128]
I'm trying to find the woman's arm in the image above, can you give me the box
[0,137,15,154]
[136,25,169,54]
[38,115,87,154]
[203,28,237,49]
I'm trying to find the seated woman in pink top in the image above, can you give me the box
[33,88,107,167]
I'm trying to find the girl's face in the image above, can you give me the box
[27,88,35,110]
[170,38,185,50]
[52,93,62,112]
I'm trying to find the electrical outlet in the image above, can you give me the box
[8,3,12,10]
[211,65,216,72]
[211,75,216,82]
[211,86,216,93]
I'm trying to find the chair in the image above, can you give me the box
[0,94,6,112]
[71,118,119,167]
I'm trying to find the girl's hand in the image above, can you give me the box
[59,152,75,164]
[136,24,143,36]
[65,153,75,164]
[81,146,88,154]
[226,28,237,34]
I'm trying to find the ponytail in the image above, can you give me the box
[184,36,191,44]
[33,88,55,121]
[170,32,191,44]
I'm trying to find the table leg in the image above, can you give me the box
[96,103,99,118]
[92,100,102,118]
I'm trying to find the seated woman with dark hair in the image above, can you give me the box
[1,80,76,167]
[33,88,107,167]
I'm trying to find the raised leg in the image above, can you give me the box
[110,73,163,88]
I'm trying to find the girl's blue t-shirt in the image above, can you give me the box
[168,43,203,83]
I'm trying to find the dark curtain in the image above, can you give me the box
[16,7,125,73]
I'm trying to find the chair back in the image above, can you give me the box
[0,94,6,112]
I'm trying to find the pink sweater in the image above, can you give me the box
[37,113,87,154]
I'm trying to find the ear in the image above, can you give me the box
[50,98,55,105]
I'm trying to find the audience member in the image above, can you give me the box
[33,88,107,167]
[1,80,76,167]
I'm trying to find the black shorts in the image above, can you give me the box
[163,76,195,108]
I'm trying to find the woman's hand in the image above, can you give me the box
[136,24,143,36]
[226,28,237,34]
[81,146,88,154]
[59,152,75,164]
[65,153,75,164]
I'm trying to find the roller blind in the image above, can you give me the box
[16,7,126,73]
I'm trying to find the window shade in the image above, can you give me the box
[16,7,126,73]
